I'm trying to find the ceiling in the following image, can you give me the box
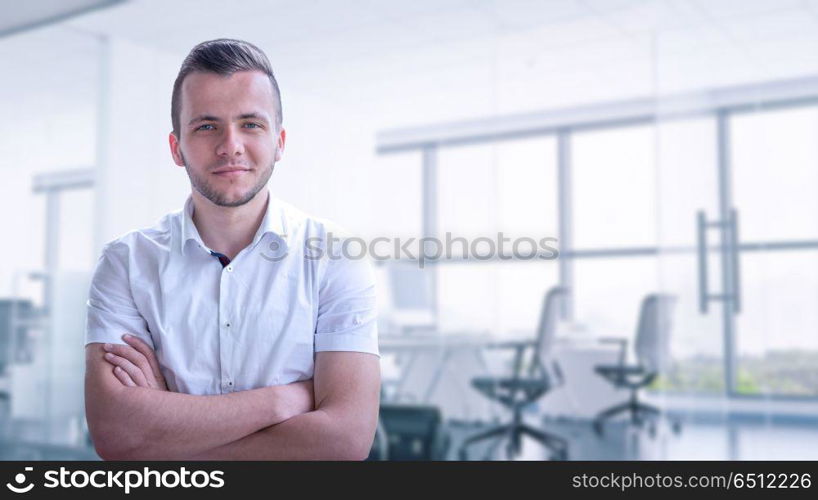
[0,0,124,38]
[54,0,818,75]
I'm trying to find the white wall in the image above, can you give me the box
[94,37,189,252]
[0,28,99,298]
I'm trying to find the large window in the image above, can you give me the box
[573,256,659,342]
[731,106,818,242]
[654,118,724,394]
[572,125,656,249]
[736,250,818,395]
[367,151,423,240]
[437,261,559,336]
[571,125,663,362]
[437,136,558,242]
[381,86,818,401]
[435,137,558,337]
[731,106,818,396]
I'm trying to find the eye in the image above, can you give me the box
[196,124,215,131]
[243,122,262,129]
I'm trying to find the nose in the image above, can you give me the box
[215,125,245,158]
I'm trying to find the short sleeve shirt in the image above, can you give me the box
[85,193,379,395]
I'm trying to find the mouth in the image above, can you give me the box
[212,166,252,178]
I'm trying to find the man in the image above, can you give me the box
[84,39,380,460]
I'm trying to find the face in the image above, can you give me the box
[169,70,285,207]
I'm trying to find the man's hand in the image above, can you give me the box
[189,352,379,460]
[87,341,317,461]
[100,335,313,421]
[103,334,168,390]
[276,379,314,422]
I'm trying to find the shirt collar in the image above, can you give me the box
[179,191,288,256]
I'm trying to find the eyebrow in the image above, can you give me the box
[188,115,220,125]
[188,113,270,126]
[236,112,269,123]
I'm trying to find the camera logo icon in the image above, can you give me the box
[6,467,34,494]
[260,235,289,262]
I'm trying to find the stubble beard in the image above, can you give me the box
[181,151,274,208]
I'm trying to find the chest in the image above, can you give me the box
[128,249,320,393]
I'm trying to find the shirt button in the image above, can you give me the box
[225,322,231,328]
[226,265,234,272]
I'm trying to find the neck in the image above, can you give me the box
[190,189,269,260]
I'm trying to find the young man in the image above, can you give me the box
[84,39,380,460]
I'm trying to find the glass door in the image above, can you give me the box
[729,104,818,398]
[654,114,731,398]
[651,105,739,462]
[655,70,818,403]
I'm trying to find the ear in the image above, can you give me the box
[274,127,286,162]
[169,132,185,167]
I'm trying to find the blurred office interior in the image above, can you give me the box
[1,0,818,460]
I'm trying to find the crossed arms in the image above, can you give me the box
[85,336,380,460]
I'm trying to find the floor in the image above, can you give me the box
[445,415,818,461]
[2,405,818,461]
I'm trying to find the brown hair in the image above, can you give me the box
[171,38,282,136]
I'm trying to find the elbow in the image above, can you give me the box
[352,432,376,461]
[350,445,372,461]
[345,412,379,461]
[91,433,138,461]
[335,440,371,461]
[94,434,157,461]
[331,443,370,461]
[337,424,376,461]
[88,419,149,461]
[94,441,128,462]
[315,424,372,461]
[86,389,162,460]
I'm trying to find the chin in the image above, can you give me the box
[214,189,262,207]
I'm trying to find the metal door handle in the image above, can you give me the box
[696,209,741,314]
[730,209,741,313]
[697,211,709,314]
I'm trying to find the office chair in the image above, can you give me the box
[458,287,569,460]
[367,404,450,460]
[592,294,680,437]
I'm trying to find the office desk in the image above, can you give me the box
[379,333,626,421]
[380,332,500,406]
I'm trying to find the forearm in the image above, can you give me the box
[189,408,374,461]
[187,352,381,461]
[89,384,301,460]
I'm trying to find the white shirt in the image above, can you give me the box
[85,193,379,395]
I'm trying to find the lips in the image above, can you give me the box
[212,166,251,177]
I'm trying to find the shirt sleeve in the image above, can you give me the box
[314,249,379,357]
[85,241,154,348]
